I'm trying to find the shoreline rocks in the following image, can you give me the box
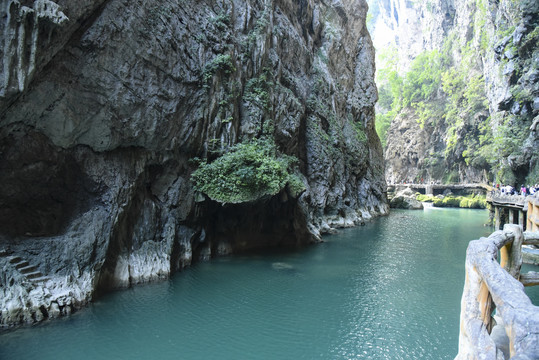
[389,188,424,210]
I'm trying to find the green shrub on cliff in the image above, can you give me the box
[244,69,273,111]
[191,138,304,203]
[402,50,444,107]
[202,54,235,86]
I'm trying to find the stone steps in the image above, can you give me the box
[18,264,38,274]
[9,256,23,264]
[15,261,30,270]
[6,255,48,283]
[25,271,43,280]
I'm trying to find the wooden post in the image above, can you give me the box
[528,197,539,231]
[503,224,523,279]
[495,206,501,230]
[500,243,510,270]
[519,210,526,231]
[508,209,515,224]
[527,201,532,231]
[478,281,494,333]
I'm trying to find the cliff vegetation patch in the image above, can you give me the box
[191,138,304,203]
[372,0,538,185]
[416,193,487,209]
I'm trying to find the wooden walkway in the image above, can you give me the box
[486,192,527,208]
[456,225,539,359]
[486,192,539,231]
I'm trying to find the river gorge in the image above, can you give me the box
[2,208,536,359]
[1,0,538,357]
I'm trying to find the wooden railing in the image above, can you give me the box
[486,192,527,208]
[455,225,539,359]
[528,196,539,232]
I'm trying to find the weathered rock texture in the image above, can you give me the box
[388,187,423,209]
[371,0,539,185]
[0,0,388,328]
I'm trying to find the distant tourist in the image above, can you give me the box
[501,185,514,195]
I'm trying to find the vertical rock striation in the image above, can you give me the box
[371,0,538,185]
[0,0,388,328]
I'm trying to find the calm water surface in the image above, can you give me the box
[1,208,538,359]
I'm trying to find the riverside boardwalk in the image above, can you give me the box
[455,193,539,359]
[487,192,539,231]
[455,224,539,359]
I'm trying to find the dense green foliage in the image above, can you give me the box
[375,28,491,177]
[416,193,487,209]
[202,54,236,86]
[375,46,400,147]
[376,48,447,148]
[191,138,304,203]
[433,194,487,209]
[374,0,537,185]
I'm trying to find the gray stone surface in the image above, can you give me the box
[389,187,423,210]
[0,0,388,328]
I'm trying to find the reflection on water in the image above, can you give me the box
[1,208,536,360]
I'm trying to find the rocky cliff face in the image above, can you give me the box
[370,0,455,72]
[0,0,388,328]
[371,0,539,185]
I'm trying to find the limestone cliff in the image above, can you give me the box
[0,0,388,328]
[371,0,539,186]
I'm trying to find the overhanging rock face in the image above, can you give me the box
[2,1,69,99]
[0,0,388,328]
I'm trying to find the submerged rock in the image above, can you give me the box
[271,262,295,271]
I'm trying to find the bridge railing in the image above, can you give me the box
[487,191,528,207]
[455,224,539,360]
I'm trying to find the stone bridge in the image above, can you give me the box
[388,183,491,196]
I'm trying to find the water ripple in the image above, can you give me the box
[0,209,507,360]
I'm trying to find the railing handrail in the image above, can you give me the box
[487,192,536,209]
[455,225,539,359]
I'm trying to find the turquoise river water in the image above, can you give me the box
[1,208,538,359]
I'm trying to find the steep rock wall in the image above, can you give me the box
[371,0,538,185]
[0,0,388,328]
[371,0,455,73]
